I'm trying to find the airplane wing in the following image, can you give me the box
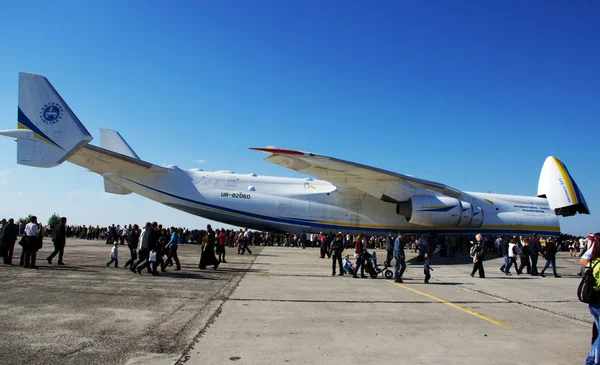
[251,147,464,202]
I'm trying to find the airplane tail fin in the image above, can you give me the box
[0,72,93,167]
[538,156,589,216]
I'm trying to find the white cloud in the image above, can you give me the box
[16,192,24,197]
[195,159,206,164]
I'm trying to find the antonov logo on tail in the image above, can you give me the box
[0,73,590,235]
[40,102,63,124]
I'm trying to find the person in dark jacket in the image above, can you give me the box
[517,238,531,274]
[470,234,486,278]
[529,233,541,276]
[199,224,219,270]
[540,237,561,277]
[385,232,394,267]
[1,219,19,265]
[47,217,67,265]
[330,233,344,276]
[124,224,140,268]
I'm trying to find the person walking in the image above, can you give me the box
[529,233,541,276]
[580,236,600,365]
[330,233,344,276]
[124,224,140,268]
[506,238,520,275]
[47,217,67,265]
[1,219,19,265]
[106,242,118,268]
[499,236,509,273]
[199,224,219,270]
[518,238,532,274]
[393,232,407,283]
[353,234,366,278]
[540,237,561,277]
[424,258,433,284]
[23,216,40,269]
[470,234,486,278]
[131,222,153,275]
[217,229,227,263]
[319,232,328,259]
[164,227,181,270]
[385,232,394,267]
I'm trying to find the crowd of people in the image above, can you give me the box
[0,216,263,274]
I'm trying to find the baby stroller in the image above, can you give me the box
[363,251,378,279]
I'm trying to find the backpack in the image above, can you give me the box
[577,260,600,304]
[331,240,341,253]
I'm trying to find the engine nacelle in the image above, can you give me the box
[396,195,483,228]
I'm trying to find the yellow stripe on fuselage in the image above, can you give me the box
[552,157,578,205]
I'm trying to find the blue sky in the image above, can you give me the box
[0,1,598,234]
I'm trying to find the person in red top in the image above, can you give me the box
[353,234,366,278]
[217,230,227,263]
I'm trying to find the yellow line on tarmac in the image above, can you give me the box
[388,280,511,328]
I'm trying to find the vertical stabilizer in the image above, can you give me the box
[538,156,589,216]
[1,73,93,167]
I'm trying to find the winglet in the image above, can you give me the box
[250,147,305,155]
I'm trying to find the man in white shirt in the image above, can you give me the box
[23,216,40,268]
[240,229,252,255]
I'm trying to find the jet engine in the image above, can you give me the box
[396,195,483,228]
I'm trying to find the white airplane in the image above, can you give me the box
[0,73,589,236]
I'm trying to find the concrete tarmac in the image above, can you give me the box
[0,240,591,364]
[0,238,258,365]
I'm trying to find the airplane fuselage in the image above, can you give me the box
[106,167,560,236]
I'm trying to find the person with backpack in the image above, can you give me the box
[330,233,344,276]
[469,234,486,278]
[579,234,600,365]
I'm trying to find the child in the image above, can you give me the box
[107,242,118,268]
[342,253,354,275]
[424,258,433,283]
